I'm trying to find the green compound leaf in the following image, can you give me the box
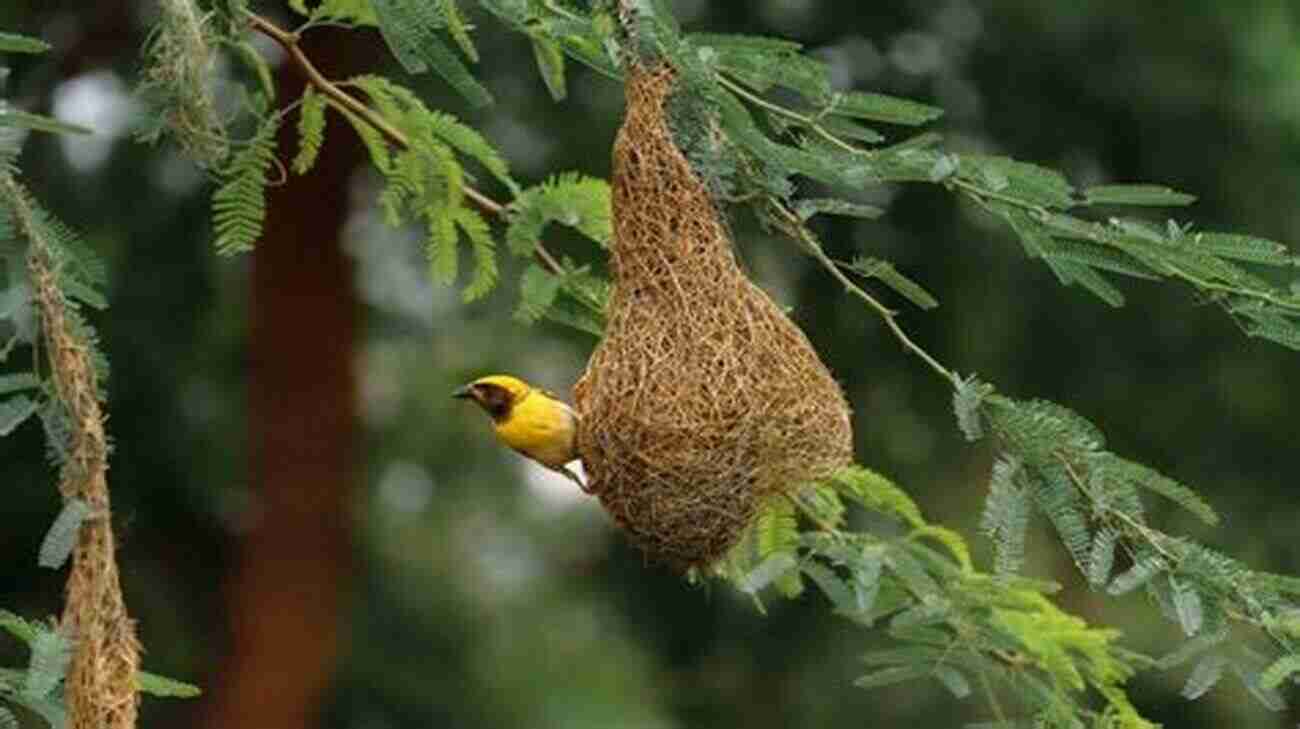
[0,32,51,54]
[38,498,91,570]
[1084,184,1196,207]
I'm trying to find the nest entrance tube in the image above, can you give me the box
[574,64,854,569]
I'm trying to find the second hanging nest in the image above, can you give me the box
[573,63,854,569]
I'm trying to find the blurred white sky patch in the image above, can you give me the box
[935,0,983,44]
[377,460,435,518]
[52,70,138,172]
[522,458,589,513]
[152,151,206,196]
[815,36,884,90]
[889,31,945,76]
[458,513,544,600]
[343,175,454,329]
[358,342,408,427]
[247,30,285,67]
[480,112,556,179]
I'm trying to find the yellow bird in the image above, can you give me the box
[453,375,587,492]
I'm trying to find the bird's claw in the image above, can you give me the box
[560,465,592,495]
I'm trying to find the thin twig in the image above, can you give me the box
[247,12,566,276]
[771,203,958,385]
[718,75,861,158]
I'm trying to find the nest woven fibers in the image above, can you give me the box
[573,63,854,570]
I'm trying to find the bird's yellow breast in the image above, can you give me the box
[494,389,577,468]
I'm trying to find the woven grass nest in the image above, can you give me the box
[573,63,853,569]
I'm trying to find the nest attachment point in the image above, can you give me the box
[574,64,854,569]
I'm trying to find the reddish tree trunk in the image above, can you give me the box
[199,30,364,729]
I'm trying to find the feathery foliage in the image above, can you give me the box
[22,628,70,701]
[0,109,91,138]
[450,206,498,302]
[293,87,328,175]
[1,183,110,385]
[721,466,1159,728]
[334,103,393,173]
[0,395,38,436]
[844,257,939,311]
[146,1,613,315]
[1259,653,1300,691]
[211,113,282,256]
[478,8,1300,717]
[477,0,622,85]
[0,177,98,729]
[941,387,1300,708]
[727,495,805,603]
[79,0,1300,723]
[1,40,92,152]
[980,457,1030,577]
[584,1,1300,350]
[0,373,39,396]
[953,374,993,441]
[367,0,491,107]
[513,261,608,336]
[0,32,50,54]
[531,34,569,102]
[135,671,203,699]
[0,606,202,724]
[135,0,229,167]
[1,56,202,723]
[345,73,521,300]
[37,498,91,570]
[288,0,378,25]
[507,173,612,256]
[513,262,562,324]
[235,3,1300,715]
[1180,653,1228,699]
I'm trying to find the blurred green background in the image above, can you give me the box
[2,1,1299,727]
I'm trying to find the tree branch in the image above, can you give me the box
[247,12,566,277]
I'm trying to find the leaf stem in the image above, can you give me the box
[772,203,959,386]
[717,74,860,157]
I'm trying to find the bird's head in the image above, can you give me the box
[453,375,532,421]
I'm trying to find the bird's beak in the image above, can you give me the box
[452,385,474,400]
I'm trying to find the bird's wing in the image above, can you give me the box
[541,389,578,420]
